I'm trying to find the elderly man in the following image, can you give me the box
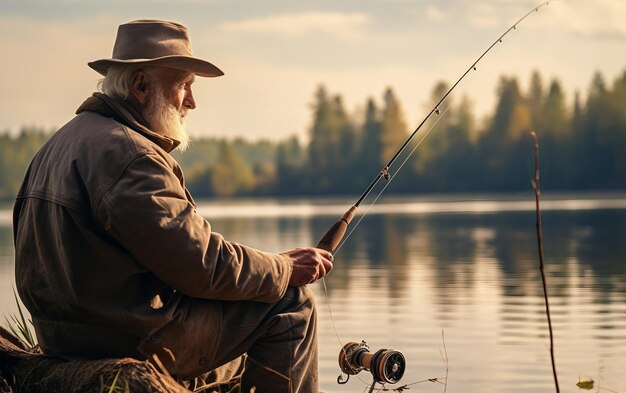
[13,20,333,392]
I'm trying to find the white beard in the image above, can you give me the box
[143,86,191,152]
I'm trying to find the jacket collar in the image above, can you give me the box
[76,92,179,153]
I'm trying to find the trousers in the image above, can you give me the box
[142,286,319,393]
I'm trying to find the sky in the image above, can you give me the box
[1,0,625,142]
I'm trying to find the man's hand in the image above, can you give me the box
[281,247,334,287]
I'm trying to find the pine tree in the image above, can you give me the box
[380,87,408,165]
[478,76,532,190]
[307,85,337,192]
[307,85,356,193]
[539,79,569,188]
[542,79,568,137]
[331,95,358,192]
[413,81,453,176]
[581,72,611,188]
[441,95,476,191]
[528,70,544,132]
[358,98,383,184]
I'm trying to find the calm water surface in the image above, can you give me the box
[1,194,626,393]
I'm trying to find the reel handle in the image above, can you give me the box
[316,206,356,253]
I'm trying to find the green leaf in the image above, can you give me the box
[4,288,36,349]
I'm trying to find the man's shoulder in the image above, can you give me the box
[69,111,161,157]
[22,111,177,204]
[69,111,183,181]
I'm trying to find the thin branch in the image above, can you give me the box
[441,330,449,393]
[530,131,560,393]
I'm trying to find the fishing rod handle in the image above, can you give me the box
[316,206,357,253]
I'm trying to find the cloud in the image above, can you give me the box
[217,11,369,41]
[543,0,626,41]
[464,2,506,29]
[461,0,626,40]
[424,5,447,23]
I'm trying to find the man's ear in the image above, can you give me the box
[130,71,149,104]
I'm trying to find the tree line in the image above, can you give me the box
[1,69,625,201]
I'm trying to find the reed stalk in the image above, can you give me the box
[530,131,560,393]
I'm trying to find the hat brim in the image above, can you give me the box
[88,55,224,77]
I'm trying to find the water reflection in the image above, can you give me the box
[1,200,626,392]
[312,209,626,392]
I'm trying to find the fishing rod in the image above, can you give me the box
[317,0,554,254]
[315,0,557,388]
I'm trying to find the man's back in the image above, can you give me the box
[13,93,296,370]
[13,102,182,359]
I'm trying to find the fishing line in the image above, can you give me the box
[320,104,451,388]
[333,104,452,257]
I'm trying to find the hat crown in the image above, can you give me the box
[112,19,193,60]
[88,19,223,77]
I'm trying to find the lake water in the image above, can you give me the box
[1,193,626,393]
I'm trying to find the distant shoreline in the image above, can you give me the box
[4,191,626,225]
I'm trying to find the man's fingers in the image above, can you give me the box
[317,261,326,280]
[283,246,335,286]
[323,258,333,274]
[318,248,334,261]
[316,255,333,280]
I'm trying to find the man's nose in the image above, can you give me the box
[184,90,196,110]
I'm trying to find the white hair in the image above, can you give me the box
[98,64,161,99]
[98,64,136,99]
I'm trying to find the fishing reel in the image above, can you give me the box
[337,341,406,385]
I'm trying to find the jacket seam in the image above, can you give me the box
[119,124,141,153]
[16,191,83,212]
[92,150,150,212]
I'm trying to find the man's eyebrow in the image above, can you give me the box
[172,71,194,84]
[180,73,195,84]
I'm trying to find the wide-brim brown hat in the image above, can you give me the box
[88,19,223,77]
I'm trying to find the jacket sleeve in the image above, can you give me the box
[95,151,292,303]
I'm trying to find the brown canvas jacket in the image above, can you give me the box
[13,93,292,364]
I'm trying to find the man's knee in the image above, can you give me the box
[284,285,317,316]
[300,285,317,323]
[275,286,317,337]
[243,286,319,392]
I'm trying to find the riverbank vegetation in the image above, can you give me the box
[1,69,625,201]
